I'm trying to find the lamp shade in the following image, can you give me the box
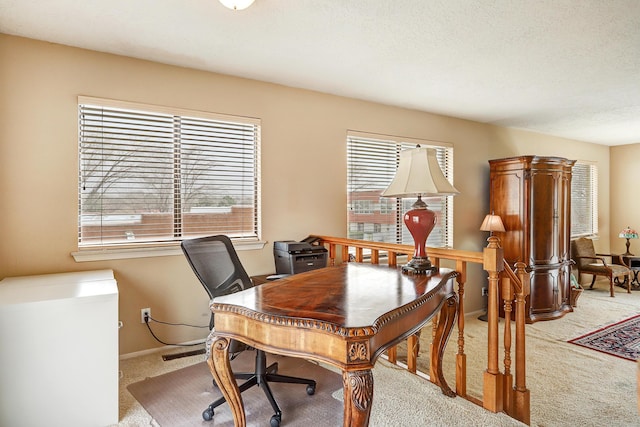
[381,147,459,198]
[619,226,638,239]
[480,214,505,232]
[219,0,255,10]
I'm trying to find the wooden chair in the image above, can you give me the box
[570,237,631,297]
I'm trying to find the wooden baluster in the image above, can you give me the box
[455,260,467,397]
[431,256,440,269]
[388,252,397,267]
[371,249,379,265]
[387,346,397,364]
[501,277,514,414]
[513,262,531,425]
[355,247,363,262]
[328,243,336,266]
[342,245,350,263]
[407,332,419,374]
[483,235,504,413]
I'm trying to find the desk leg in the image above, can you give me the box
[207,336,246,427]
[342,369,373,427]
[432,295,458,397]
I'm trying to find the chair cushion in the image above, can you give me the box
[609,265,631,277]
[584,263,629,277]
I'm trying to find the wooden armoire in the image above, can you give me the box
[489,156,575,323]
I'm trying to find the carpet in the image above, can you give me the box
[568,314,640,361]
[127,351,343,426]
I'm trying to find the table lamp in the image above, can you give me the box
[478,213,505,321]
[480,213,506,242]
[381,145,459,274]
[619,226,638,256]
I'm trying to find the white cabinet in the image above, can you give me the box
[0,270,119,427]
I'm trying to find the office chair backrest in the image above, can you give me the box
[181,234,253,311]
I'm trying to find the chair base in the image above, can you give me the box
[203,350,316,426]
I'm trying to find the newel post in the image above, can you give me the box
[483,234,504,413]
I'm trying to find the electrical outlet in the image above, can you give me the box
[140,308,151,323]
[481,287,488,296]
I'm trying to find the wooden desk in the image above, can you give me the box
[207,263,459,427]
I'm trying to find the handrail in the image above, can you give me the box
[308,235,530,425]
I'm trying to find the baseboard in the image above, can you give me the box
[465,308,485,318]
[119,339,206,360]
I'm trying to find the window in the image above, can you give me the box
[571,161,598,238]
[78,97,260,248]
[347,131,455,247]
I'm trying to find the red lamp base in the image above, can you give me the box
[402,196,438,275]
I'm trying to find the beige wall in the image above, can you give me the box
[0,34,617,355]
[610,144,640,254]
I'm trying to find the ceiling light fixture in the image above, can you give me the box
[219,0,255,10]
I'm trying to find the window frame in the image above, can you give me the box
[571,160,598,238]
[74,96,262,260]
[346,130,456,248]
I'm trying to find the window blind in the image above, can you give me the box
[346,132,455,248]
[571,161,598,238]
[78,98,260,247]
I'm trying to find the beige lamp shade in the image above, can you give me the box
[480,214,506,232]
[381,147,459,198]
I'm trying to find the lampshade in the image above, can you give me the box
[381,147,459,198]
[480,214,506,233]
[219,0,255,10]
[618,226,638,239]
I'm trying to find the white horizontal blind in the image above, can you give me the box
[571,161,598,238]
[347,132,455,248]
[78,99,260,247]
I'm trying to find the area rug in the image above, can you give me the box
[568,313,640,361]
[127,351,343,426]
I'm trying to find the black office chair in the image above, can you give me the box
[181,235,316,427]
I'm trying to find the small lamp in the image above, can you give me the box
[219,0,255,10]
[480,213,506,245]
[478,213,505,322]
[619,226,638,256]
[381,145,459,274]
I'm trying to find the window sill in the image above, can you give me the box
[71,240,267,262]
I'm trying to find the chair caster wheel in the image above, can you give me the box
[306,384,316,395]
[270,413,281,427]
[202,407,214,421]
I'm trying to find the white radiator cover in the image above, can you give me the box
[0,270,119,427]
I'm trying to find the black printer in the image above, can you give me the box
[274,239,328,275]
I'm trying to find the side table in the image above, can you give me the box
[622,256,640,289]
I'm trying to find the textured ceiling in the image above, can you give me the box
[1,0,639,146]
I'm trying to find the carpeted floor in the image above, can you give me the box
[116,349,523,427]
[115,279,639,426]
[396,280,640,426]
